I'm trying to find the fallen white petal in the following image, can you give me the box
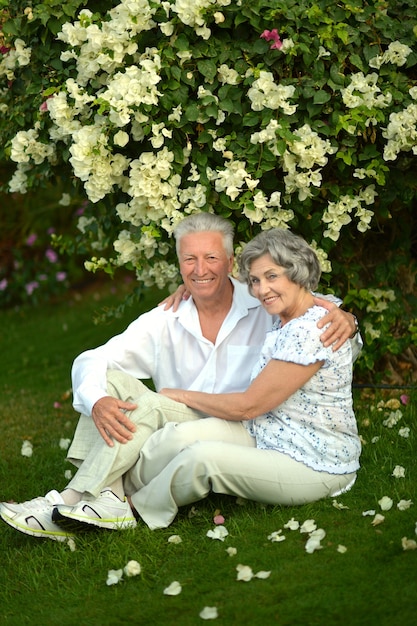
[362,509,376,517]
[66,538,76,552]
[59,438,71,450]
[163,581,182,596]
[337,545,347,553]
[284,518,300,530]
[226,547,237,556]
[371,513,385,526]
[300,519,317,533]
[236,564,254,582]
[401,537,417,551]
[378,496,393,511]
[397,499,413,511]
[124,560,141,577]
[310,528,326,541]
[106,569,123,586]
[21,440,33,457]
[199,606,218,620]
[267,530,286,542]
[398,427,410,438]
[255,570,271,579]
[332,500,349,510]
[206,525,228,541]
[392,465,405,478]
[168,534,182,544]
[305,537,322,553]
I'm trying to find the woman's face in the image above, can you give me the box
[248,253,306,322]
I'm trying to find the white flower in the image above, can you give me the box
[213,12,225,24]
[206,525,228,541]
[337,545,348,553]
[226,547,237,556]
[392,465,405,478]
[59,438,71,450]
[300,519,317,533]
[199,606,219,620]
[114,130,129,147]
[378,496,393,511]
[267,530,286,542]
[124,560,141,577]
[163,581,182,596]
[168,534,182,544]
[21,440,33,457]
[401,537,417,551]
[106,569,123,586]
[371,514,385,526]
[397,500,413,511]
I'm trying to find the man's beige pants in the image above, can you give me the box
[66,369,203,498]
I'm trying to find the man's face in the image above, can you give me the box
[178,231,234,303]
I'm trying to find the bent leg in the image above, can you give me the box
[66,371,203,498]
[124,418,253,493]
[131,437,357,529]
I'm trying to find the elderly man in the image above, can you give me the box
[0,213,360,540]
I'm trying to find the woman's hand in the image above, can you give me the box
[158,284,190,311]
[314,297,357,351]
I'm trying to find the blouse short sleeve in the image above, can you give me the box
[246,305,360,475]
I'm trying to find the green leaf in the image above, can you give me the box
[184,103,200,122]
[197,59,217,82]
[313,90,331,104]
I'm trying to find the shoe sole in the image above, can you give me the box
[52,507,137,531]
[0,511,73,542]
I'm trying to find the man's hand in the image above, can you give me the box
[92,396,138,446]
[314,297,357,351]
[158,284,189,312]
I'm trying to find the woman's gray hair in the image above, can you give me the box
[238,228,321,291]
[174,212,235,257]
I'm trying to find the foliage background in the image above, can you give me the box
[0,0,416,384]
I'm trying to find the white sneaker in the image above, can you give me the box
[0,490,73,542]
[53,489,137,530]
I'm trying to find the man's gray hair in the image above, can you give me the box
[238,228,321,291]
[174,212,235,257]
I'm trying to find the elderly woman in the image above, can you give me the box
[123,228,361,529]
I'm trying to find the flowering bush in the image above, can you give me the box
[0,0,416,381]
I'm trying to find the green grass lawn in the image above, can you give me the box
[0,281,416,626]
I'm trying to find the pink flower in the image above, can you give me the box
[53,402,62,409]
[26,233,37,246]
[0,278,7,291]
[213,514,225,525]
[260,28,283,50]
[39,101,48,112]
[56,272,67,282]
[25,281,39,295]
[400,394,410,405]
[45,248,58,263]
